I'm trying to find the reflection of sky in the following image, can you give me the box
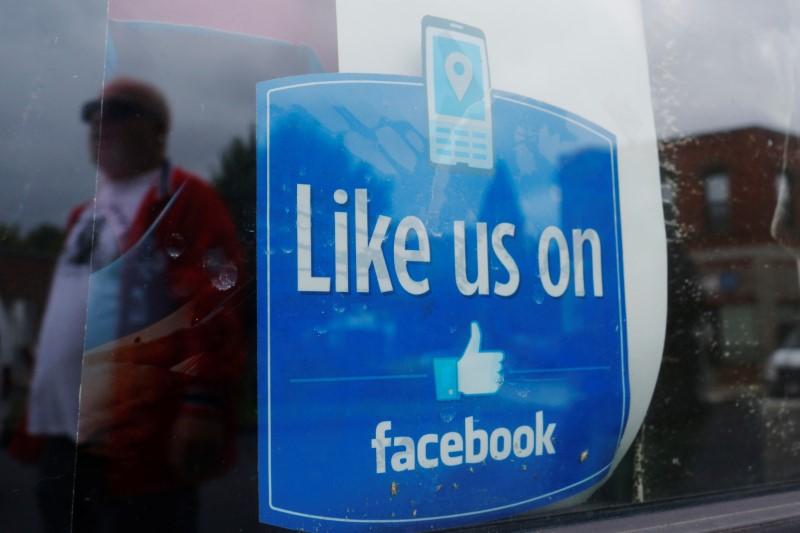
[2,0,799,232]
[0,0,107,232]
[643,0,800,138]
[0,1,328,232]
[106,19,323,188]
[108,0,338,72]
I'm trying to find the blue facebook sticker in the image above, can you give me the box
[256,19,628,532]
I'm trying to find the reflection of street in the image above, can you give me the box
[596,394,765,504]
[647,394,800,496]
[0,433,261,533]
[0,453,41,531]
[761,398,800,483]
[688,397,763,492]
[0,402,787,533]
[197,433,259,532]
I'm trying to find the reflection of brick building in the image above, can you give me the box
[663,127,800,373]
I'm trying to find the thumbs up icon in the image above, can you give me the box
[433,322,504,401]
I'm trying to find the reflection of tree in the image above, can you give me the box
[0,224,63,255]
[212,129,256,265]
[211,130,257,428]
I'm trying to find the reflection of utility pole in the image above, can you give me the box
[0,296,9,433]
[632,426,646,503]
[0,295,10,366]
[10,300,33,353]
[0,299,33,401]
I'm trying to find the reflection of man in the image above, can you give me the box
[27,78,244,532]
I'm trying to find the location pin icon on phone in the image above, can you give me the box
[445,52,473,101]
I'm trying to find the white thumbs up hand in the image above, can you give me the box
[457,322,504,395]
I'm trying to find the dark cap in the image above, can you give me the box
[81,77,170,132]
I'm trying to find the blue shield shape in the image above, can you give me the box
[257,73,628,530]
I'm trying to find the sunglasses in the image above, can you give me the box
[80,98,155,124]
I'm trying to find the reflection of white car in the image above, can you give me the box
[766,329,800,397]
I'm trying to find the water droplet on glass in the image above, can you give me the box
[313,325,328,335]
[212,262,238,291]
[440,409,456,423]
[517,388,529,399]
[449,325,457,334]
[166,233,185,259]
[281,245,293,254]
[333,303,346,314]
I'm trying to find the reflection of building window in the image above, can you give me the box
[704,172,730,232]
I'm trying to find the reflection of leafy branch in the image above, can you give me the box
[212,129,258,428]
[212,128,256,269]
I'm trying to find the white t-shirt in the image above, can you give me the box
[28,168,159,438]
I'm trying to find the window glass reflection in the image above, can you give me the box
[0,0,799,531]
[704,172,731,232]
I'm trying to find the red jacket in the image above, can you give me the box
[73,167,246,494]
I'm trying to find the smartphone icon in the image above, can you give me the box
[423,16,493,170]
